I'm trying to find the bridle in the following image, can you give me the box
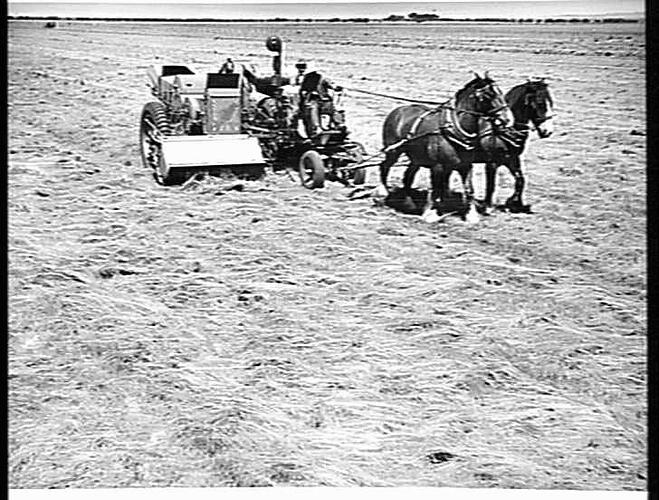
[390,79,514,150]
[477,82,555,147]
[524,86,554,131]
[456,81,511,122]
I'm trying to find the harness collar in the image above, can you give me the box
[400,86,512,151]
[450,106,477,139]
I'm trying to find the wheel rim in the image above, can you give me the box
[140,117,161,171]
[156,154,170,183]
[300,155,316,187]
[141,115,171,184]
[344,143,364,182]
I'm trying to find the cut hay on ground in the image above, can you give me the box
[8,21,646,489]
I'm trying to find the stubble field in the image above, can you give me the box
[8,20,646,489]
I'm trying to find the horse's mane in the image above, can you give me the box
[506,80,552,108]
[455,76,495,102]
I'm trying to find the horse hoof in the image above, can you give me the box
[513,204,532,214]
[475,201,493,215]
[373,185,389,199]
[506,200,532,214]
[421,210,441,224]
[464,207,480,224]
[401,196,418,213]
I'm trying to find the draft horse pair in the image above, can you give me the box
[377,74,554,223]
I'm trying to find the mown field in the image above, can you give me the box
[8,20,646,489]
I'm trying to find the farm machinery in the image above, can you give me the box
[139,36,366,188]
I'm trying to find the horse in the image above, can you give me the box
[476,78,554,213]
[377,74,514,224]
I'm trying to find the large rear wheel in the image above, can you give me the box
[140,102,186,185]
[298,150,325,189]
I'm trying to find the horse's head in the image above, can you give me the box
[511,79,554,138]
[456,72,513,128]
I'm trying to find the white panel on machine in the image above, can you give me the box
[161,135,266,168]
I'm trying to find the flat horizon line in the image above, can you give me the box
[8,13,643,21]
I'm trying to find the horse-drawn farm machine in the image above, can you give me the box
[140,36,366,188]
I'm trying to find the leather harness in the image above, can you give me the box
[392,101,496,153]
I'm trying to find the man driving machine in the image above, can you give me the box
[298,70,346,138]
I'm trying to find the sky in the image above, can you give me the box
[7,0,645,19]
[6,0,625,3]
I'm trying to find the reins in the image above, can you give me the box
[345,86,506,118]
[343,86,452,107]
[346,81,513,153]
[408,85,511,149]
[533,114,554,125]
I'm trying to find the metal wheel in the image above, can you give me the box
[346,142,367,185]
[298,150,325,189]
[352,167,366,185]
[139,102,186,185]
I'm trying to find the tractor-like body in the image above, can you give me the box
[139,37,365,188]
[140,64,266,184]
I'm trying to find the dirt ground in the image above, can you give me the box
[8,20,646,489]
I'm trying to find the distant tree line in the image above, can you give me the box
[386,13,639,23]
[8,14,640,24]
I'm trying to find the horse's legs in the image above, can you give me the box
[401,163,420,212]
[462,165,475,202]
[376,150,400,198]
[402,163,419,192]
[483,162,498,214]
[505,155,526,209]
[458,163,479,224]
[421,164,444,223]
[436,166,452,206]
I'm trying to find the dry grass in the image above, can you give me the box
[8,21,645,489]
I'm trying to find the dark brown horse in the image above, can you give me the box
[377,74,513,224]
[476,79,554,213]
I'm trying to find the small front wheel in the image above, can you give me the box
[298,150,325,189]
[352,167,366,185]
[346,142,367,185]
